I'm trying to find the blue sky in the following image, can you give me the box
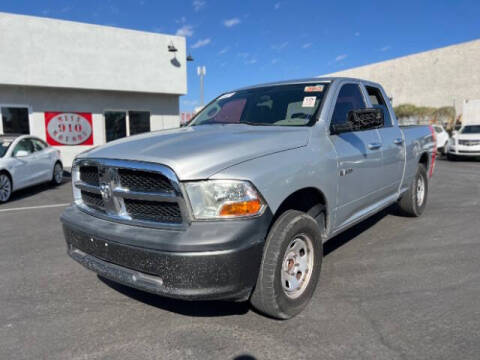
[1,0,479,112]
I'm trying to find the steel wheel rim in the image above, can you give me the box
[0,174,12,202]
[416,175,425,207]
[281,234,314,299]
[54,164,63,183]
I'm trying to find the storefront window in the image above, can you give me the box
[1,107,30,134]
[105,111,127,142]
[128,111,150,135]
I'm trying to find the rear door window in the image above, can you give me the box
[13,139,34,156]
[365,86,392,127]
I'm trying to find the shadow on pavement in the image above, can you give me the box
[98,204,402,317]
[98,276,250,317]
[7,171,71,204]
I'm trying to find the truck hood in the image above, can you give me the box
[80,124,310,180]
[453,134,480,140]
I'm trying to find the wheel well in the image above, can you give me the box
[273,187,328,230]
[419,152,429,168]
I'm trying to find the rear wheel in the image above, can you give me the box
[250,210,323,319]
[397,163,428,217]
[0,173,12,203]
[51,162,63,185]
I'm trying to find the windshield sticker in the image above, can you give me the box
[305,85,324,92]
[302,96,317,108]
[218,92,235,100]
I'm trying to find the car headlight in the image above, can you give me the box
[184,180,265,219]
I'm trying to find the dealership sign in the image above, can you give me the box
[45,112,93,145]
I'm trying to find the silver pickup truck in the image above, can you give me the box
[61,77,436,319]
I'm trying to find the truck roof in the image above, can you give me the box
[234,76,381,92]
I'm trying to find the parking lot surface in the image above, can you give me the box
[1,159,479,360]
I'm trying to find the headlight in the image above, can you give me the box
[184,180,265,219]
[71,162,82,205]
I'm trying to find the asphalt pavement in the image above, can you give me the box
[1,158,479,360]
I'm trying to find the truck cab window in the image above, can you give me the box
[366,86,392,127]
[331,84,366,127]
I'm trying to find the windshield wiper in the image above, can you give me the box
[241,121,273,126]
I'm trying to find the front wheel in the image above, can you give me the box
[397,163,428,217]
[250,210,323,319]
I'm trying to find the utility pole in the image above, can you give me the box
[197,66,206,107]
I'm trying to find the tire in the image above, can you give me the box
[0,172,12,203]
[397,163,428,217]
[51,162,63,185]
[250,210,324,319]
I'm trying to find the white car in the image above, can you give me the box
[447,125,480,160]
[432,125,449,154]
[0,135,63,203]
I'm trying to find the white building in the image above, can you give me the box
[0,12,187,166]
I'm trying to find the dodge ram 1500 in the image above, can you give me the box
[61,77,436,319]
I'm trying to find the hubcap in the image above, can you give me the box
[0,174,12,202]
[54,164,63,183]
[281,234,314,299]
[416,175,425,207]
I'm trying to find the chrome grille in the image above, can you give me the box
[73,159,188,229]
[459,139,480,146]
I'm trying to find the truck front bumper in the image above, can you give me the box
[61,205,271,301]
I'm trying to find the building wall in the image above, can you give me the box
[0,12,187,95]
[0,85,179,167]
[326,39,480,112]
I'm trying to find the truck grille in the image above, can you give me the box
[73,159,188,229]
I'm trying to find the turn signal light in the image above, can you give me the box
[219,199,263,217]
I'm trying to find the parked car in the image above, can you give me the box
[432,125,449,154]
[0,135,63,203]
[61,77,435,319]
[447,125,480,160]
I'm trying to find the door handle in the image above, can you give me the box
[393,138,404,145]
[367,142,382,150]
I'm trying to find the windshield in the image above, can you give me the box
[189,83,329,127]
[433,126,443,133]
[460,125,480,134]
[0,139,12,158]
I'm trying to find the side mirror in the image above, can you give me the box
[15,150,30,158]
[331,108,384,134]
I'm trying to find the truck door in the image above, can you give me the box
[329,83,385,229]
[364,85,405,199]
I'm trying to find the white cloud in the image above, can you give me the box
[271,58,279,64]
[218,47,230,55]
[274,2,281,9]
[176,16,187,24]
[245,58,257,64]
[271,42,288,51]
[237,52,249,58]
[223,18,241,27]
[191,38,211,49]
[193,0,206,12]
[302,43,312,49]
[176,24,194,37]
[354,31,360,37]
[380,45,391,52]
[335,54,347,61]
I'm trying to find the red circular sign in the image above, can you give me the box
[45,112,93,145]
